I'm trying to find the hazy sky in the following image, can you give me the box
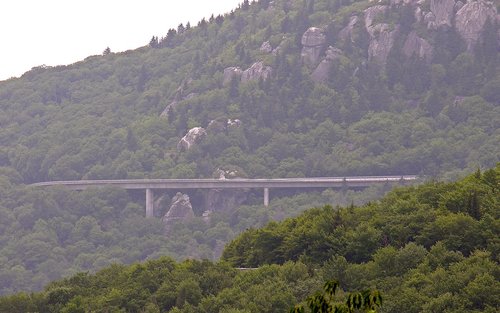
[0,0,242,81]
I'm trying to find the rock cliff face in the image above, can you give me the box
[339,16,359,42]
[205,189,248,215]
[364,5,388,35]
[430,0,456,28]
[223,67,243,86]
[177,127,207,151]
[368,24,398,64]
[159,79,193,118]
[203,168,248,220]
[260,41,273,53]
[455,0,498,51]
[364,5,398,64]
[162,193,195,232]
[301,27,326,67]
[241,62,273,82]
[207,119,242,134]
[311,47,343,82]
[403,31,433,61]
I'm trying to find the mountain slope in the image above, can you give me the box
[0,0,498,295]
[0,166,498,313]
[0,0,498,184]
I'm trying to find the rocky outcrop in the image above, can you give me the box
[207,120,227,133]
[205,188,248,215]
[223,67,243,86]
[390,0,421,5]
[339,16,359,42]
[272,39,287,55]
[301,27,326,67]
[260,41,273,53]
[424,12,436,29]
[159,79,193,119]
[311,47,343,82]
[363,5,398,64]
[364,5,388,36]
[241,62,273,82]
[162,193,195,231]
[455,0,498,51]
[454,1,465,11]
[203,168,248,216]
[177,127,207,151]
[207,119,242,134]
[160,101,178,118]
[430,0,455,28]
[415,6,423,23]
[403,30,433,61]
[368,24,398,64]
[160,93,198,119]
[214,167,243,179]
[227,119,242,128]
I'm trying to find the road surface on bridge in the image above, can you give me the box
[31,176,418,217]
[31,175,417,190]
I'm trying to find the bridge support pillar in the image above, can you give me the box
[146,188,154,218]
[264,188,269,206]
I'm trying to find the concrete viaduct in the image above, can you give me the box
[31,176,417,217]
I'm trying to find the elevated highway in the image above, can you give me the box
[32,176,417,217]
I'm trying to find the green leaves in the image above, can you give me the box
[291,280,382,313]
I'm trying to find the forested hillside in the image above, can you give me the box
[0,166,498,313]
[0,0,498,295]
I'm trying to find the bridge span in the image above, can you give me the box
[32,176,417,217]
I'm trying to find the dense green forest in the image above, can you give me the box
[0,0,498,299]
[0,166,498,312]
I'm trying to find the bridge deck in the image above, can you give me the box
[31,176,418,217]
[31,176,417,190]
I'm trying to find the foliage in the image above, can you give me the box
[0,166,498,312]
[0,0,498,300]
[222,164,500,267]
[290,280,382,313]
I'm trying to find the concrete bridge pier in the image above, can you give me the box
[146,188,154,218]
[264,188,269,206]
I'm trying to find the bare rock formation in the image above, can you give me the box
[163,193,195,232]
[311,47,343,82]
[207,119,242,134]
[430,0,456,28]
[241,61,273,82]
[363,5,398,64]
[301,27,326,67]
[205,188,248,215]
[260,41,273,53]
[364,5,389,36]
[159,79,193,119]
[454,1,465,11]
[213,167,243,179]
[415,6,423,22]
[339,16,359,42]
[227,118,242,128]
[160,101,178,118]
[403,30,433,61]
[368,24,398,64]
[223,67,243,86]
[202,168,248,218]
[177,127,207,151]
[272,39,287,55]
[390,0,422,5]
[455,0,498,51]
[424,11,437,29]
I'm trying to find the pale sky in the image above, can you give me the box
[0,0,242,81]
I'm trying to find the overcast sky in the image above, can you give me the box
[0,0,242,81]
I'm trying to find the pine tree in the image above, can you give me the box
[102,47,111,55]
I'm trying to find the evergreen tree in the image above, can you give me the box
[102,47,111,55]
